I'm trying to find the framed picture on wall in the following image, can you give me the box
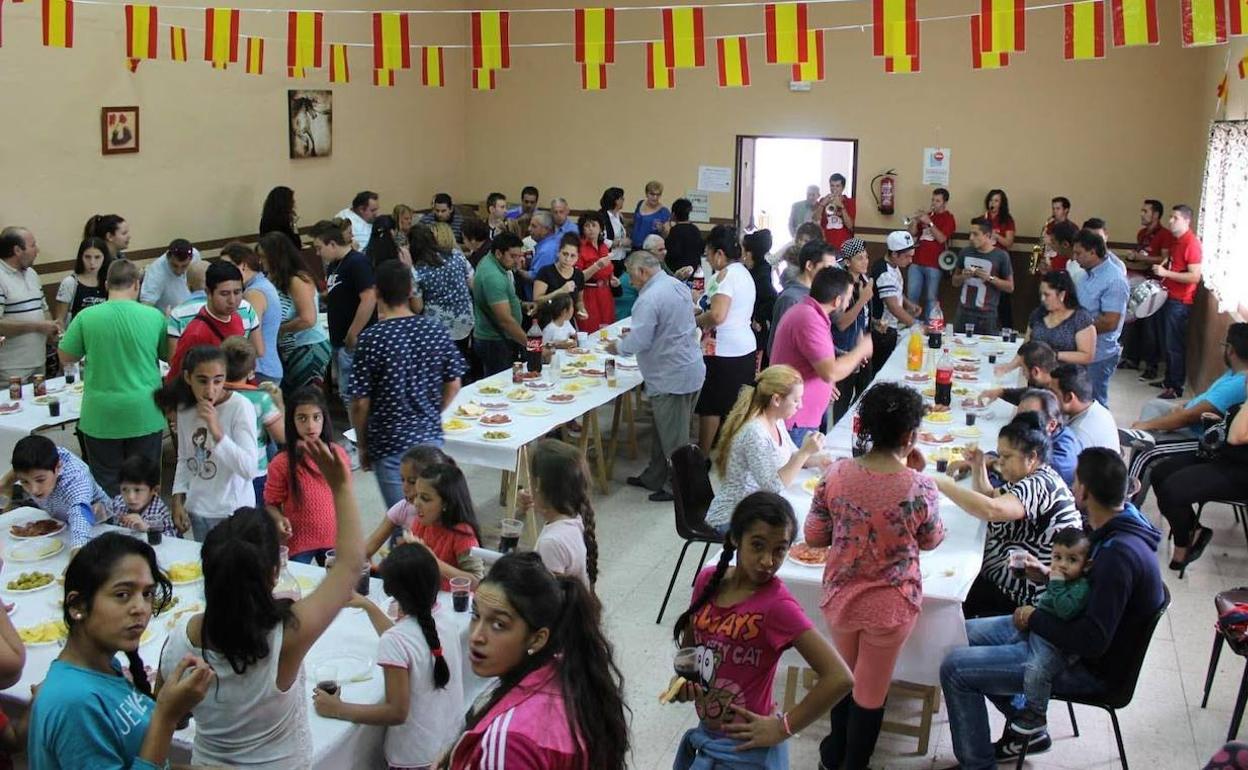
[101,106,139,155]
[288,90,332,159]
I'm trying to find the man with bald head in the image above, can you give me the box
[550,198,578,238]
[523,211,562,301]
[0,226,57,380]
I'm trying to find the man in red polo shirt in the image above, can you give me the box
[165,261,250,382]
[907,187,956,321]
[1151,204,1202,399]
[1120,199,1173,379]
[1040,196,1074,271]
[817,173,856,251]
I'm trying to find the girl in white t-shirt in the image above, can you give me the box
[518,439,599,589]
[539,294,577,349]
[364,445,454,561]
[313,542,465,769]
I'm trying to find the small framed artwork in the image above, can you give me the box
[101,106,140,155]
[288,90,332,159]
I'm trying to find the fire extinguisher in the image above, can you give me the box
[871,170,897,216]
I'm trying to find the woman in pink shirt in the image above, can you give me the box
[805,382,945,770]
[445,553,628,770]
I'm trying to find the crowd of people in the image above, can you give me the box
[0,175,1225,769]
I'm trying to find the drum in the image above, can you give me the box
[937,249,959,272]
[1128,279,1168,319]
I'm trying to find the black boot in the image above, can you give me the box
[843,699,887,770]
[818,697,852,769]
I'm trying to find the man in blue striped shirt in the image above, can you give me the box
[0,226,58,381]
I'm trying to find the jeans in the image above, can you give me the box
[474,337,517,377]
[941,615,1105,770]
[954,309,999,336]
[82,431,164,499]
[291,548,330,565]
[1023,629,1072,714]
[672,724,789,770]
[637,390,700,493]
[1086,355,1118,408]
[252,475,266,509]
[1122,313,1161,366]
[332,346,355,410]
[374,443,442,509]
[189,511,225,542]
[1160,298,1191,392]
[906,264,943,321]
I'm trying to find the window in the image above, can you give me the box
[1198,121,1248,314]
[735,135,858,239]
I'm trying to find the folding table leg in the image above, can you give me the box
[623,389,639,459]
[606,395,625,479]
[579,409,609,494]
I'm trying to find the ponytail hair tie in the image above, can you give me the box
[431,648,444,658]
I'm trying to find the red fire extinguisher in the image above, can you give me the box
[871,170,897,216]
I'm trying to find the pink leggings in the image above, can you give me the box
[828,616,918,709]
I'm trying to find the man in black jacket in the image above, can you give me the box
[939,448,1165,768]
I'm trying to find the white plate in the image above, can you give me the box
[8,539,64,562]
[309,653,376,684]
[478,416,514,427]
[3,574,57,594]
[518,405,553,417]
[545,395,577,405]
[0,402,23,416]
[481,432,513,442]
[506,392,536,403]
[442,422,475,434]
[9,519,67,540]
[524,381,555,391]
[18,620,67,647]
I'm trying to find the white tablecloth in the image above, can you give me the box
[0,507,491,769]
[0,377,82,462]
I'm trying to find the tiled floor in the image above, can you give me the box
[343,364,1244,769]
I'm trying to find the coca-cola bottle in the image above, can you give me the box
[935,348,953,407]
[927,302,945,350]
[852,410,871,457]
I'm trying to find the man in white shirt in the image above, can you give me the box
[1052,363,1120,452]
[0,227,58,381]
[336,190,380,252]
[485,192,510,240]
[870,230,922,373]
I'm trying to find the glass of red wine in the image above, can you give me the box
[673,647,698,680]
[315,663,339,696]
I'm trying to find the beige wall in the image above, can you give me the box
[0,1,467,263]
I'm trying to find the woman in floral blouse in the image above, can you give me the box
[805,382,945,770]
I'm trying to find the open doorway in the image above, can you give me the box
[735,135,858,237]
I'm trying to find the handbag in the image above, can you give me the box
[1197,405,1248,463]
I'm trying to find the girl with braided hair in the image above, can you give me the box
[519,439,601,589]
[669,492,852,769]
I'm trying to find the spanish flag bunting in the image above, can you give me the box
[330,43,349,83]
[885,53,920,73]
[42,0,73,48]
[288,11,324,69]
[1064,1,1106,60]
[575,8,615,64]
[872,0,918,60]
[245,36,263,75]
[971,15,1009,68]
[203,7,239,67]
[1232,0,1247,35]
[980,0,1025,53]
[1217,72,1228,106]
[124,4,157,60]
[1239,50,1248,77]
[170,25,187,61]
[373,68,394,87]
[471,68,496,91]
[373,12,411,71]
[764,3,807,64]
[580,62,607,90]
[1111,0,1158,46]
[791,29,823,81]
[662,6,705,69]
[422,46,444,87]
[471,11,509,70]
[716,36,750,87]
[288,65,306,78]
[125,58,140,72]
[211,60,227,70]
[646,40,675,89]
[1181,0,1227,47]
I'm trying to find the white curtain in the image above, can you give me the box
[1198,120,1248,313]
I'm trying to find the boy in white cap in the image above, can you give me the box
[869,231,922,373]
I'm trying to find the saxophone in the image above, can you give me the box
[1031,217,1054,274]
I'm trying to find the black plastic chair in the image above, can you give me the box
[1177,500,1248,579]
[1014,584,1171,770]
[1200,586,1248,741]
[655,444,721,624]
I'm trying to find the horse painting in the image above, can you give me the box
[288,90,332,159]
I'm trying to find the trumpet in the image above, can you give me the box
[903,209,932,229]
[1030,242,1045,274]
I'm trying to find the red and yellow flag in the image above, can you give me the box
[373,68,394,87]
[716,36,750,87]
[1111,0,1158,46]
[124,4,157,60]
[204,7,239,66]
[1239,50,1248,78]
[764,3,807,64]
[1181,0,1227,46]
[288,65,305,79]
[170,25,187,61]
[471,11,510,70]
[1232,0,1248,35]
[471,68,496,91]
[288,11,323,69]
[575,8,615,64]
[1217,72,1229,106]
[662,7,705,69]
[885,53,920,73]
[791,29,824,81]
[245,36,263,75]
[373,12,410,70]
[971,15,1009,68]
[1064,2,1105,60]
[126,58,141,72]
[422,46,444,87]
[980,0,1025,53]
[329,43,349,83]
[646,40,674,89]
[42,0,73,48]
[581,62,607,90]
[873,0,918,59]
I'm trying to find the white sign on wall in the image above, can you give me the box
[922,147,951,186]
[697,165,733,193]
[685,190,710,222]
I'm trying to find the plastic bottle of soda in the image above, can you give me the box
[935,348,954,407]
[928,302,945,334]
[906,327,924,371]
[526,319,543,354]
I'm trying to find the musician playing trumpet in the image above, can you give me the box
[905,187,956,321]
[816,173,856,251]
[1036,196,1074,272]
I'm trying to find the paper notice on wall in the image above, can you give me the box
[697,165,733,193]
[685,190,710,222]
[922,148,950,186]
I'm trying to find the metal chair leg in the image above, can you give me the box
[1229,661,1248,742]
[1204,633,1227,708]
[691,542,712,586]
[656,540,693,624]
[1014,737,1029,770]
[1109,709,1128,769]
[1067,700,1079,737]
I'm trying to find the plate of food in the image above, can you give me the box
[924,409,953,424]
[10,518,66,539]
[9,539,64,562]
[617,359,639,370]
[562,383,587,394]
[952,337,978,348]
[0,402,21,415]
[953,362,980,373]
[560,366,581,379]
[167,561,203,585]
[506,388,536,402]
[801,476,820,493]
[961,397,988,411]
[5,571,56,593]
[568,347,591,356]
[920,386,936,398]
[480,413,512,426]
[482,430,512,442]
[952,385,977,397]
[953,426,984,439]
[477,384,504,396]
[919,431,955,444]
[578,368,605,378]
[32,395,54,405]
[518,405,553,417]
[477,401,510,412]
[952,347,978,358]
[525,380,555,391]
[953,372,979,382]
[518,370,542,381]
[787,542,828,567]
[442,418,474,433]
[546,393,576,404]
[455,403,486,419]
[927,445,966,463]
[18,619,67,647]
[904,372,930,383]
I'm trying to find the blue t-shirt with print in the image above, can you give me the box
[1185,370,1247,436]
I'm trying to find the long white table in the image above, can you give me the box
[0,507,491,769]
[0,377,83,462]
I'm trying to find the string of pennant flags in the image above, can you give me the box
[5,0,1248,91]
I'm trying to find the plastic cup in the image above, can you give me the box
[499,518,522,554]
[324,549,336,570]
[314,663,339,695]
[48,399,60,417]
[965,413,978,427]
[935,458,949,473]
[450,576,472,613]
[1009,550,1028,580]
[674,646,698,679]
